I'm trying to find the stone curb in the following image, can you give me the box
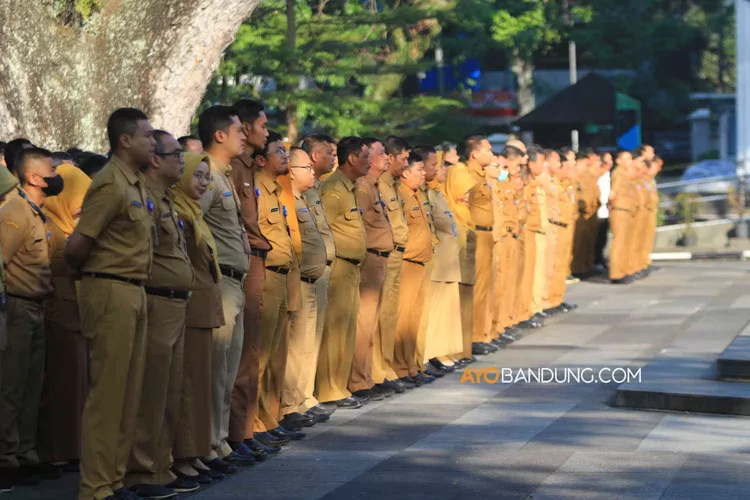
[649,250,750,261]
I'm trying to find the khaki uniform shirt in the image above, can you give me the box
[378,171,409,247]
[494,179,519,238]
[430,190,461,283]
[356,176,394,253]
[524,178,544,232]
[77,156,153,281]
[320,170,367,262]
[465,163,494,228]
[421,186,440,250]
[200,154,250,272]
[229,153,272,252]
[646,178,659,212]
[145,181,195,291]
[255,170,294,268]
[558,178,577,225]
[610,169,637,213]
[0,189,53,298]
[546,178,562,225]
[399,183,433,263]
[303,179,335,263]
[294,192,327,280]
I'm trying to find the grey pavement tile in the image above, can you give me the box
[554,451,687,473]
[637,414,750,453]
[659,482,750,500]
[555,313,631,325]
[192,480,348,499]
[673,453,750,483]
[730,294,750,309]
[527,472,675,500]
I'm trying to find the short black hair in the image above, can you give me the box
[4,138,33,173]
[437,141,457,153]
[616,149,632,158]
[107,108,149,153]
[580,147,597,158]
[300,133,334,156]
[16,147,52,186]
[177,135,200,148]
[527,145,545,162]
[407,149,425,165]
[153,130,175,154]
[502,145,525,159]
[0,141,6,157]
[78,153,109,178]
[52,151,73,163]
[337,137,365,165]
[558,146,575,159]
[632,145,648,157]
[460,135,486,159]
[410,145,436,160]
[197,105,239,148]
[233,98,265,125]
[253,131,284,158]
[361,137,382,148]
[384,135,409,157]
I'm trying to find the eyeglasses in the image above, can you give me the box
[269,147,288,157]
[193,171,211,182]
[156,150,184,160]
[290,164,314,172]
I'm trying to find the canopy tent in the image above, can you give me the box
[514,73,641,150]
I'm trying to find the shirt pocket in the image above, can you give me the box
[127,204,145,222]
[386,198,401,212]
[344,208,359,221]
[297,208,312,224]
[267,209,283,224]
[25,236,45,257]
[221,194,235,211]
[408,206,421,219]
[373,201,384,214]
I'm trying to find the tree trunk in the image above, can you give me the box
[0,0,260,151]
[511,51,536,116]
[284,0,299,144]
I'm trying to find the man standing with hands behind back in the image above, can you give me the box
[66,108,156,500]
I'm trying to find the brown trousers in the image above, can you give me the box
[282,280,317,415]
[0,297,45,469]
[229,255,263,442]
[572,214,598,275]
[254,270,289,433]
[125,295,187,487]
[495,235,520,330]
[303,266,330,410]
[414,258,435,370]
[643,209,657,269]
[349,254,387,393]
[173,327,212,460]
[316,259,360,403]
[393,260,427,378]
[609,210,633,280]
[78,277,147,500]
[549,225,574,306]
[37,296,87,464]
[372,251,403,385]
[515,229,537,323]
[472,230,494,342]
[543,225,559,310]
[459,284,474,358]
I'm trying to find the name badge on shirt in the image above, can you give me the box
[131,200,143,208]
[270,207,279,213]
[300,208,309,213]
[161,211,172,219]
[390,197,396,202]
[223,191,232,198]
[412,206,419,211]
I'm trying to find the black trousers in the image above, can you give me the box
[595,217,609,266]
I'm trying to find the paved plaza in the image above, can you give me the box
[10,261,750,500]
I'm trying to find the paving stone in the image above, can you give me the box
[659,482,750,500]
[554,451,687,473]
[637,414,750,452]
[527,472,676,500]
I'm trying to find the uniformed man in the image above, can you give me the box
[196,106,253,472]
[299,134,338,418]
[2,139,32,177]
[280,148,330,428]
[642,155,662,273]
[608,150,637,284]
[227,99,273,459]
[178,136,204,154]
[66,108,155,500]
[0,148,59,486]
[550,148,579,309]
[250,131,305,448]
[525,145,549,328]
[542,149,563,314]
[124,131,197,498]
[372,136,411,393]
[317,137,368,408]
[594,152,614,272]
[393,152,433,385]
[348,138,395,400]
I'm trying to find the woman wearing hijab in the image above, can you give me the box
[171,153,226,482]
[37,164,91,468]
[425,162,476,368]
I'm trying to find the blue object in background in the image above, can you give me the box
[420,59,481,93]
[618,125,640,151]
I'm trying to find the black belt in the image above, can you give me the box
[326,260,333,266]
[533,230,546,235]
[549,220,568,228]
[6,292,43,304]
[219,265,247,281]
[404,258,425,267]
[266,266,291,275]
[250,248,268,260]
[367,249,391,258]
[81,272,145,287]
[300,275,317,284]
[394,245,406,253]
[145,286,191,300]
[336,256,362,266]
[475,225,493,232]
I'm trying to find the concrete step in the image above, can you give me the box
[718,324,750,380]
[616,379,750,416]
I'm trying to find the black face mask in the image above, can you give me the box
[41,175,64,197]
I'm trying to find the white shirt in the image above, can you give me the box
[597,170,611,218]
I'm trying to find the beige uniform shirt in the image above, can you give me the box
[430,190,461,282]
[466,163,494,229]
[77,156,153,281]
[294,192,327,280]
[199,154,250,272]
[399,183,433,263]
[0,189,53,298]
[255,169,295,269]
[378,170,409,247]
[356,176,395,253]
[320,170,367,262]
[303,179,335,264]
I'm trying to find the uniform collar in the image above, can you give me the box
[13,188,46,222]
[256,169,281,195]
[144,175,171,201]
[110,155,140,186]
[380,170,398,188]
[207,153,231,175]
[333,169,356,193]
[233,152,256,171]
[467,161,484,179]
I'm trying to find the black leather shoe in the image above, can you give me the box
[254,431,290,447]
[490,337,507,348]
[304,410,330,423]
[416,372,436,384]
[166,478,201,493]
[171,467,212,485]
[484,341,499,352]
[518,320,542,329]
[382,379,406,393]
[351,393,370,405]
[430,359,455,373]
[202,458,236,475]
[472,342,491,355]
[308,404,336,417]
[423,368,445,378]
[279,412,309,431]
[611,276,634,284]
[399,376,420,388]
[533,312,549,321]
[270,426,305,441]
[331,397,363,409]
[371,384,395,398]
[223,450,256,466]
[353,389,383,401]
[230,441,266,462]
[0,467,40,486]
[246,437,280,455]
